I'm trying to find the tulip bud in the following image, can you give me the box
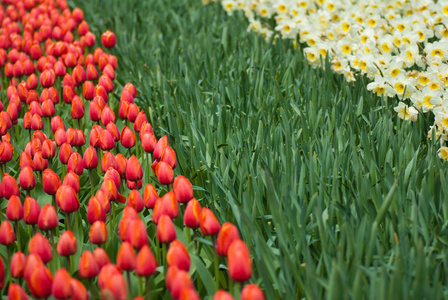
[24,254,44,281]
[117,242,136,271]
[62,171,80,193]
[18,166,36,191]
[157,215,176,244]
[6,195,23,221]
[83,81,95,100]
[120,126,135,149]
[143,184,158,209]
[161,146,177,169]
[141,133,157,153]
[28,233,52,263]
[67,152,84,175]
[100,106,115,126]
[59,143,73,164]
[101,151,116,173]
[89,100,102,122]
[101,30,116,48]
[213,290,235,300]
[0,141,14,164]
[71,96,85,119]
[38,204,58,231]
[90,221,108,245]
[78,251,99,279]
[173,175,193,203]
[72,65,86,86]
[3,173,19,199]
[227,240,252,282]
[126,155,143,182]
[56,185,80,213]
[82,146,98,169]
[170,270,193,299]
[216,222,240,257]
[8,283,28,300]
[99,128,115,151]
[152,192,179,224]
[70,278,89,300]
[135,245,157,277]
[115,153,127,177]
[87,196,106,225]
[27,265,53,299]
[24,197,41,225]
[240,284,265,300]
[127,189,144,213]
[57,230,77,257]
[93,247,110,270]
[184,198,201,229]
[126,219,148,249]
[200,208,221,236]
[179,288,201,300]
[0,221,15,245]
[167,240,190,271]
[42,169,61,195]
[155,161,174,185]
[10,251,26,279]
[52,268,72,300]
[153,135,168,159]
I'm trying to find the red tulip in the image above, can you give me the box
[101,151,117,173]
[42,169,61,195]
[62,171,80,193]
[179,288,200,300]
[23,197,41,225]
[241,284,265,300]
[123,218,147,249]
[227,240,252,282]
[143,184,158,209]
[152,191,179,224]
[127,189,144,213]
[87,196,106,224]
[161,146,177,169]
[18,166,36,191]
[90,221,108,245]
[173,175,193,203]
[120,126,135,149]
[82,146,98,169]
[0,221,15,245]
[57,230,77,257]
[27,265,53,299]
[67,152,84,175]
[141,133,157,153]
[116,242,136,271]
[6,195,23,221]
[2,173,19,200]
[0,141,14,164]
[71,96,85,119]
[87,64,99,81]
[127,103,139,123]
[184,198,201,228]
[134,111,147,132]
[157,215,176,244]
[28,233,52,263]
[78,251,99,279]
[59,143,73,164]
[52,268,72,300]
[155,161,174,185]
[200,208,221,236]
[38,204,58,231]
[126,155,143,182]
[56,185,80,213]
[153,135,168,159]
[213,290,235,300]
[135,245,157,277]
[167,240,190,271]
[42,139,56,159]
[217,222,240,257]
[10,251,26,279]
[8,283,29,300]
[99,128,115,150]
[23,254,44,281]
[93,247,110,270]
[70,278,89,300]
[72,65,86,86]
[101,30,116,48]
[100,106,115,126]
[101,271,127,300]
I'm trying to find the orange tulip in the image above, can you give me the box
[28,233,52,263]
[57,231,77,257]
[216,222,240,257]
[37,204,58,231]
[200,208,221,236]
[155,161,174,185]
[179,288,200,300]
[67,151,84,175]
[70,278,88,300]
[93,247,110,270]
[78,251,99,279]
[127,189,144,212]
[20,151,35,171]
[152,191,179,224]
[23,196,41,225]
[183,198,201,229]
[3,173,19,199]
[101,151,117,173]
[126,155,143,182]
[87,196,106,224]
[116,242,136,271]
[213,290,235,300]
[227,240,252,282]
[135,245,158,277]
[120,126,135,149]
[165,266,179,291]
[89,221,107,245]
[153,135,168,159]
[169,270,193,300]
[115,153,127,177]
[167,240,190,271]
[104,168,121,193]
[157,215,176,244]
[82,146,98,169]
[52,268,72,300]
[8,283,29,300]
[173,175,194,203]
[240,284,265,300]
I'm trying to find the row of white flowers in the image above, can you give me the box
[214,0,448,158]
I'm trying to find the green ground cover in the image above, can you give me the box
[72,0,448,298]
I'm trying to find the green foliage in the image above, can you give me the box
[72,0,448,298]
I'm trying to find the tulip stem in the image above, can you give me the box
[135,138,139,160]
[193,230,198,251]
[89,169,95,196]
[186,227,191,245]
[162,243,167,274]
[67,256,72,274]
[213,238,219,291]
[145,277,151,300]
[28,128,31,143]
[52,194,56,210]
[65,212,71,231]
[78,118,82,132]
[15,220,21,252]
[156,237,161,264]
[145,152,150,184]
[126,271,132,300]
[49,230,55,273]
[112,202,116,233]
[90,280,95,300]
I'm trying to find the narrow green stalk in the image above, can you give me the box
[67,256,71,274]
[15,220,21,252]
[89,169,95,196]
[78,118,82,132]
[213,238,219,291]
[186,227,191,245]
[145,152,150,184]
[135,138,139,159]
[127,271,132,300]
[145,277,151,300]
[162,243,167,274]
[65,212,71,231]
[156,237,161,264]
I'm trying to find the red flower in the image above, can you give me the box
[227,240,252,282]
[0,221,15,245]
[10,251,26,279]
[127,189,144,213]
[67,152,84,175]
[155,161,174,185]
[6,195,23,221]
[28,233,52,263]
[101,30,116,48]
[87,196,106,224]
[135,245,157,277]
[57,230,77,257]
[52,268,72,300]
[37,204,58,231]
[167,240,190,271]
[240,284,265,300]
[8,283,28,300]
[173,175,194,203]
[89,221,108,245]
[27,265,53,299]
[101,151,117,173]
[200,208,221,236]
[43,169,61,195]
[93,247,110,270]
[183,198,201,229]
[161,146,177,169]
[213,290,235,300]
[216,222,240,257]
[23,197,41,225]
[18,166,36,191]
[70,278,89,300]
[126,155,143,182]
[153,135,168,159]
[116,242,136,271]
[3,173,19,200]
[157,215,176,244]
[56,185,80,213]
[152,191,179,224]
[120,126,135,149]
[143,184,158,209]
[78,251,99,279]
[82,146,98,169]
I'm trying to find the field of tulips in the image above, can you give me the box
[1,0,448,299]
